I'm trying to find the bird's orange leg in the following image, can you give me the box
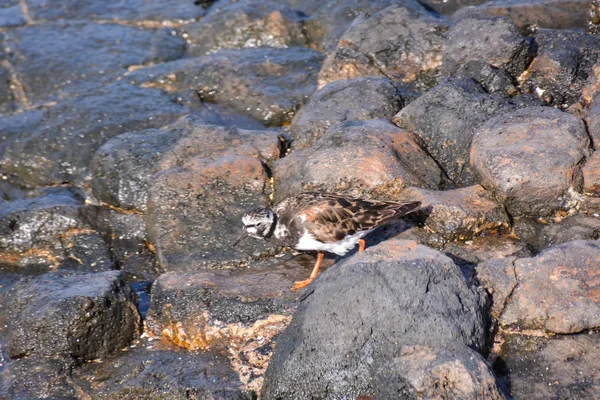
[358,238,366,252]
[292,251,325,290]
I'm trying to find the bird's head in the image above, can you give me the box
[232,207,276,247]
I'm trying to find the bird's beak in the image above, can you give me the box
[232,231,249,247]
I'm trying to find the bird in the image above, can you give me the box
[233,192,421,290]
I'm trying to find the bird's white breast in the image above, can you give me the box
[295,229,371,256]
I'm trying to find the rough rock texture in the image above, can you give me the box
[318,3,447,89]
[72,344,255,400]
[521,29,600,109]
[5,22,186,104]
[0,0,26,27]
[397,185,510,241]
[129,47,324,127]
[586,95,600,149]
[91,115,281,212]
[535,214,600,251]
[501,240,600,333]
[302,0,401,51]
[185,1,307,56]
[146,255,316,391]
[454,0,589,32]
[392,78,516,186]
[583,152,600,195]
[262,239,499,399]
[0,187,114,272]
[0,82,186,188]
[497,333,600,399]
[419,0,490,14]
[443,15,533,80]
[475,257,518,319]
[470,106,590,217]
[275,120,443,202]
[292,77,405,149]
[26,0,206,22]
[1,356,77,400]
[0,270,140,361]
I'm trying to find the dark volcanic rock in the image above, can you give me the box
[521,29,600,109]
[500,240,600,333]
[262,239,500,399]
[419,0,490,14]
[443,15,533,80]
[536,214,600,251]
[275,119,443,201]
[392,78,516,186]
[302,0,402,51]
[397,185,510,241]
[497,333,600,399]
[0,187,114,272]
[470,106,590,218]
[318,3,447,89]
[585,95,600,150]
[185,1,307,56]
[0,82,186,188]
[292,77,405,149]
[72,344,254,400]
[1,356,77,399]
[26,0,205,22]
[475,257,517,319]
[454,0,589,32]
[0,63,14,113]
[91,116,280,212]
[129,47,323,127]
[5,22,186,104]
[146,256,314,390]
[0,270,140,361]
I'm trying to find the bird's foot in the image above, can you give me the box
[291,278,313,290]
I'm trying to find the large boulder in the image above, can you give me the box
[185,1,307,56]
[499,240,600,333]
[262,239,501,399]
[318,3,447,89]
[0,81,187,188]
[0,270,141,361]
[442,15,533,80]
[4,21,185,104]
[470,106,590,218]
[275,119,443,201]
[128,47,324,127]
[392,78,517,186]
[292,77,405,149]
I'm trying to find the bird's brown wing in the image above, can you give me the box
[293,193,421,244]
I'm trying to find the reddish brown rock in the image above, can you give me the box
[397,185,510,241]
[500,240,600,333]
[470,107,590,218]
[583,151,600,196]
[274,119,443,201]
[318,3,447,88]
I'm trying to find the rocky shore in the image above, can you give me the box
[1,0,599,398]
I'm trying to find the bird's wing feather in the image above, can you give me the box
[293,193,420,244]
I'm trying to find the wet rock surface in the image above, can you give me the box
[185,1,307,56]
[275,119,443,201]
[292,77,405,149]
[2,0,600,397]
[471,106,590,217]
[262,239,497,399]
[129,46,323,127]
[0,270,140,361]
[318,2,447,88]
